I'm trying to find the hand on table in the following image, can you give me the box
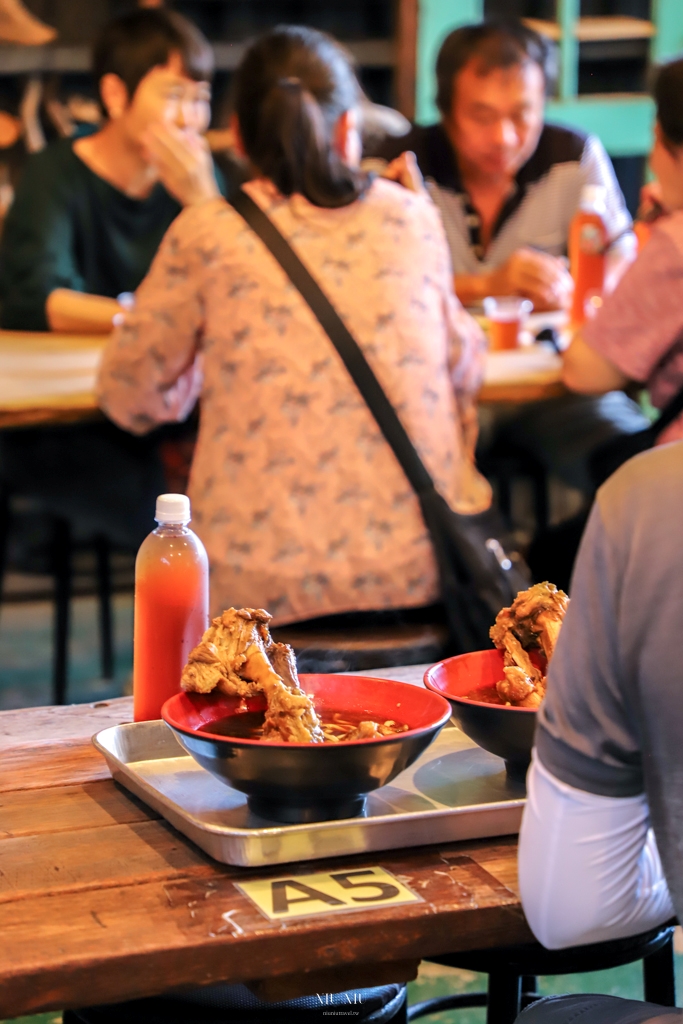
[380,151,425,194]
[488,248,574,312]
[142,122,220,208]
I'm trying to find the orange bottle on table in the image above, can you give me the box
[634,220,652,252]
[569,184,608,326]
[133,493,209,721]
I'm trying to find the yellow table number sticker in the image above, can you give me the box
[235,866,422,921]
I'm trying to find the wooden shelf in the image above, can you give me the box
[0,44,90,74]
[0,38,395,77]
[525,16,655,44]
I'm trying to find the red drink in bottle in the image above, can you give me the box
[569,185,608,326]
[133,494,209,721]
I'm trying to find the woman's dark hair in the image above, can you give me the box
[233,25,370,209]
[436,19,554,116]
[653,57,683,148]
[93,9,213,99]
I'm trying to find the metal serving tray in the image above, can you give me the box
[93,721,525,868]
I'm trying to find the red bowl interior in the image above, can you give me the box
[163,673,452,746]
[424,648,544,712]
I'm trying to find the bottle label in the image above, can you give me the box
[579,223,605,256]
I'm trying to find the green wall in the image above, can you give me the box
[416,0,483,123]
[414,0,683,158]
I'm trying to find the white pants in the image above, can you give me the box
[518,753,675,949]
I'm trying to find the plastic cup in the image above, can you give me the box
[483,297,533,351]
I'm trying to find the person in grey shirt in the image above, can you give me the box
[379,19,648,536]
[515,441,683,1023]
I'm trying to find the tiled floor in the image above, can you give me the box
[0,593,132,710]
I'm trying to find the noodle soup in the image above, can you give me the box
[200,708,409,743]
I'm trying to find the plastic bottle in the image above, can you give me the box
[133,494,209,721]
[569,184,608,326]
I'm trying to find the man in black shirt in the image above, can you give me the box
[0,7,220,332]
[0,9,221,551]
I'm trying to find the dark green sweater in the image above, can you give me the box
[0,139,185,330]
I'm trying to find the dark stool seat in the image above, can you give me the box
[272,621,449,673]
[64,981,408,1024]
[408,924,677,1024]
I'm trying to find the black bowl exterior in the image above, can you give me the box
[169,723,442,822]
[424,651,537,771]
[446,700,536,767]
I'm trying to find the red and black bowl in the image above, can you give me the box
[424,649,541,780]
[162,674,451,824]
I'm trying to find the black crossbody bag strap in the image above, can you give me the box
[652,383,683,440]
[229,187,437,499]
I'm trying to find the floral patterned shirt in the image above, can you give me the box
[98,178,491,624]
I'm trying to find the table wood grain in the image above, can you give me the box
[0,694,531,1018]
[0,329,565,432]
[0,330,107,429]
[479,379,566,404]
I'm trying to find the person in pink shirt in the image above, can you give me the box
[563,56,683,445]
[97,25,491,626]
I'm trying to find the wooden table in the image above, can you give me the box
[479,347,566,405]
[0,330,106,429]
[0,684,532,1018]
[0,329,564,432]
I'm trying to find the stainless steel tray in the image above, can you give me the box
[93,721,525,868]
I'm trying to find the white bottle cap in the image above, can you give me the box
[155,493,191,524]
[579,184,607,213]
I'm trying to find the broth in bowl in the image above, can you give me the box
[201,705,410,743]
[162,674,452,823]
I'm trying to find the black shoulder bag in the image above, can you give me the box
[589,385,683,488]
[228,188,530,653]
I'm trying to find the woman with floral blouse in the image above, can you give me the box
[98,24,491,625]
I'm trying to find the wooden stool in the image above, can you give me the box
[272,620,449,673]
[408,924,676,1024]
[0,486,115,704]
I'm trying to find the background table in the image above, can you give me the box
[480,348,565,404]
[0,667,532,1018]
[0,330,564,430]
[0,330,106,428]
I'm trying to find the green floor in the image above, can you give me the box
[0,594,132,709]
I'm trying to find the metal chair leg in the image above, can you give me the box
[52,517,71,705]
[391,989,409,1023]
[643,932,676,1006]
[496,473,512,524]
[521,974,539,1010]
[0,484,11,619]
[94,534,114,680]
[531,466,549,532]
[487,969,521,1024]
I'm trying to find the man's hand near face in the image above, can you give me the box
[143,121,219,208]
[455,247,574,311]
